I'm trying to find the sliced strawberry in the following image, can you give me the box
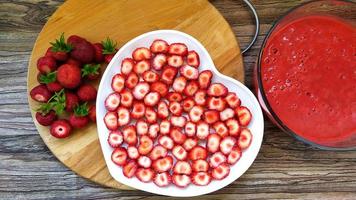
[172,76,187,93]
[225,92,241,108]
[138,155,152,168]
[122,125,137,145]
[184,121,196,137]
[209,152,226,168]
[158,135,174,150]
[117,107,130,126]
[196,121,209,139]
[157,101,169,119]
[151,81,168,97]
[238,128,252,150]
[228,146,242,165]
[149,145,167,160]
[192,172,211,186]
[105,92,120,111]
[125,72,139,89]
[121,58,134,75]
[183,138,198,151]
[111,147,127,166]
[108,131,123,148]
[104,111,118,130]
[184,81,199,96]
[213,122,229,137]
[220,136,236,155]
[167,55,183,68]
[123,160,138,178]
[142,71,159,83]
[207,83,228,97]
[207,97,227,111]
[152,53,167,70]
[133,60,150,75]
[150,39,169,53]
[194,90,207,106]
[189,146,207,161]
[135,168,154,183]
[131,101,146,119]
[136,119,149,135]
[171,116,187,127]
[173,161,192,175]
[154,172,171,187]
[168,43,188,56]
[127,146,139,159]
[120,89,133,108]
[144,91,160,106]
[192,159,209,172]
[186,50,200,67]
[207,133,221,153]
[226,118,241,136]
[189,105,204,122]
[180,65,199,80]
[211,163,230,180]
[132,47,151,61]
[159,119,171,135]
[133,82,150,100]
[161,66,178,85]
[167,92,183,102]
[170,128,186,144]
[111,74,125,92]
[152,156,173,172]
[138,135,153,155]
[169,101,182,116]
[203,110,220,124]
[172,174,191,188]
[182,97,195,112]
[198,70,213,89]
[148,123,160,139]
[145,107,157,124]
[220,108,235,121]
[235,106,252,126]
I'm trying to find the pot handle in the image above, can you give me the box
[241,0,260,54]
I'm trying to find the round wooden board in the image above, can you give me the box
[27,0,244,190]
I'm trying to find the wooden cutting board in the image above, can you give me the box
[27,0,244,190]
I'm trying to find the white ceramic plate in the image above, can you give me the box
[96,30,264,197]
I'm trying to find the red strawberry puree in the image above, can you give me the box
[261,15,356,147]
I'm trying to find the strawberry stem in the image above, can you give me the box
[81,64,100,77]
[73,102,89,117]
[39,71,57,84]
[50,33,73,53]
[102,37,117,55]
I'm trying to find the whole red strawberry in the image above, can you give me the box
[81,63,101,80]
[50,119,72,138]
[37,56,57,74]
[67,35,95,64]
[30,84,52,102]
[69,102,90,128]
[92,43,104,63]
[88,105,96,122]
[35,110,57,126]
[77,84,97,101]
[102,37,118,64]
[38,72,63,92]
[65,92,79,112]
[57,64,82,89]
[47,33,73,61]
[66,58,81,67]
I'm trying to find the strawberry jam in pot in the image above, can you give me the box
[256,0,356,149]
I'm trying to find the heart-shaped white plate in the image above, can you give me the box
[96,30,264,197]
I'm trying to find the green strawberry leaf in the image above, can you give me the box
[36,103,53,115]
[82,64,100,77]
[39,71,57,84]
[73,102,89,117]
[102,37,117,55]
[35,89,66,116]
[50,33,73,53]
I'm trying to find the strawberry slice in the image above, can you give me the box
[131,101,146,119]
[149,145,167,160]
[194,90,207,106]
[138,135,153,155]
[111,74,125,92]
[203,110,220,124]
[105,92,121,111]
[121,58,134,75]
[172,76,187,93]
[111,147,127,166]
[127,145,139,159]
[148,123,160,139]
[145,107,157,124]
[196,121,209,139]
[189,105,204,122]
[104,111,118,130]
[167,92,183,102]
[135,168,154,183]
[171,116,187,127]
[220,136,236,155]
[133,82,150,100]
[117,106,130,126]
[154,172,171,187]
[192,172,211,186]
[133,60,150,75]
[136,119,149,135]
[238,128,253,150]
[132,47,151,61]
[225,92,241,108]
[125,72,139,89]
[187,51,200,68]
[209,152,227,168]
[228,146,242,165]
[158,135,174,150]
[170,128,186,144]
[169,101,182,116]
[168,43,188,56]
[142,71,159,83]
[184,81,199,96]
[167,55,183,67]
[157,101,169,119]
[180,65,199,80]
[120,89,133,108]
[172,145,188,160]
[138,155,152,168]
[122,125,137,145]
[152,156,173,172]
[151,81,168,97]
[235,106,252,126]
[207,133,221,153]
[107,131,123,148]
[173,161,192,175]
[184,121,196,137]
[211,163,230,180]
[207,97,227,111]
[172,174,191,188]
[189,146,207,161]
[207,83,228,97]
[144,91,160,106]
[183,138,198,151]
[226,118,241,136]
[152,54,167,70]
[192,159,209,172]
[220,108,235,121]
[198,70,213,89]
[213,122,229,138]
[161,66,178,85]
[150,39,169,53]
[182,97,195,112]
[123,160,138,178]
[159,119,171,135]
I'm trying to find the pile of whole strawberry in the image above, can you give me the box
[30,33,118,138]
[103,39,253,188]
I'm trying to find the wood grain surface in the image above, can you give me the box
[1,0,356,199]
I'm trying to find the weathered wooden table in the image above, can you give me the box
[0,0,355,199]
